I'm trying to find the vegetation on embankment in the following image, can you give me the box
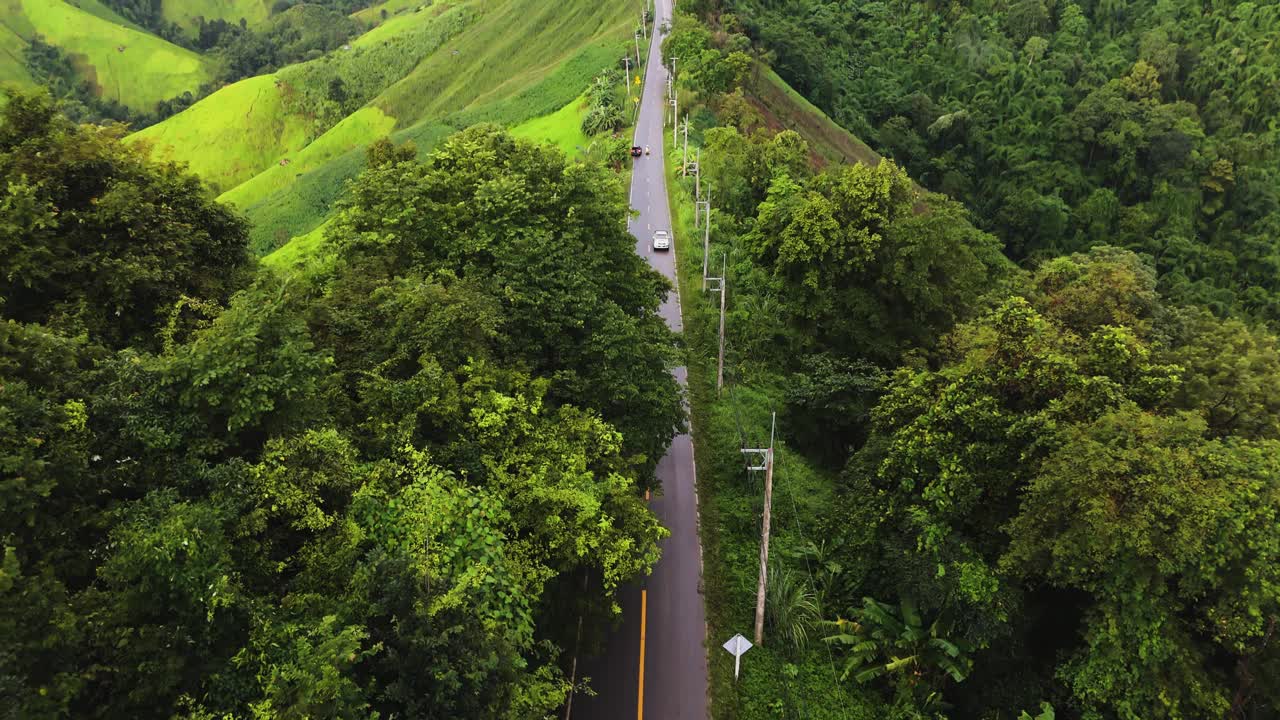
[670,4,1280,718]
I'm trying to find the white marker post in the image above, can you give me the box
[722,633,753,682]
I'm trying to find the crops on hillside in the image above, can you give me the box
[127,73,311,193]
[277,3,471,134]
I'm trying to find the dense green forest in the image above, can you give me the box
[661,3,1280,719]
[0,90,679,717]
[717,0,1280,322]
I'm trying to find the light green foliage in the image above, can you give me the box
[15,0,213,110]
[510,92,591,156]
[127,74,313,194]
[825,598,971,712]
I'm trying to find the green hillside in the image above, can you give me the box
[128,0,634,257]
[127,73,311,194]
[12,0,213,110]
[160,0,273,29]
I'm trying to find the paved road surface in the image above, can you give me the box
[572,0,709,718]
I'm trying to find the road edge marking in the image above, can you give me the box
[637,589,648,720]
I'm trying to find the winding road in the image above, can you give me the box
[572,0,710,717]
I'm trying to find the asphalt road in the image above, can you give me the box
[571,0,710,717]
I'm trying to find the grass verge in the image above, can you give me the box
[663,129,883,720]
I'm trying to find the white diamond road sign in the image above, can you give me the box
[722,633,753,680]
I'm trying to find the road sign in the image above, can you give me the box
[722,633,753,680]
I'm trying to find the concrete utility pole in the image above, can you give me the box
[742,413,777,646]
[671,58,678,146]
[717,252,726,393]
[682,115,689,175]
[695,147,701,200]
[698,188,711,288]
[635,29,642,68]
[624,56,631,100]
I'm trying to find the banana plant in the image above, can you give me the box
[824,597,972,707]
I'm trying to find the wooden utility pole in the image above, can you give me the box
[743,414,776,646]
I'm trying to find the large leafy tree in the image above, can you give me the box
[325,124,684,479]
[0,90,249,349]
[836,247,1280,717]
[0,120,673,718]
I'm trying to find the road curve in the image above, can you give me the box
[572,0,710,717]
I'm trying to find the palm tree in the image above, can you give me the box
[824,597,971,709]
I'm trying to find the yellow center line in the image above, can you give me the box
[637,589,648,720]
[638,487,651,719]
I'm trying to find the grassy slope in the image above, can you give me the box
[161,0,273,29]
[18,0,212,109]
[220,106,396,208]
[126,73,311,194]
[0,0,32,85]
[131,1,470,201]
[509,92,589,156]
[243,0,633,256]
[749,65,883,169]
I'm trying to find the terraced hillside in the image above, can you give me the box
[132,0,636,256]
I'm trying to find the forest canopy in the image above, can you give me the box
[0,92,677,718]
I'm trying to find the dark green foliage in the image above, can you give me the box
[0,119,675,718]
[0,90,249,349]
[727,0,1280,325]
[328,125,684,477]
[841,247,1280,717]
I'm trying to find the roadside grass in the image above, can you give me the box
[18,0,213,110]
[664,129,883,720]
[510,92,589,156]
[127,73,312,194]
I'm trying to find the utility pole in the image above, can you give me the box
[671,58,678,147]
[742,413,777,647]
[698,188,711,288]
[624,56,631,101]
[695,147,701,200]
[682,114,689,175]
[635,29,642,68]
[717,252,726,394]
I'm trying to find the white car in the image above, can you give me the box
[652,230,671,251]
